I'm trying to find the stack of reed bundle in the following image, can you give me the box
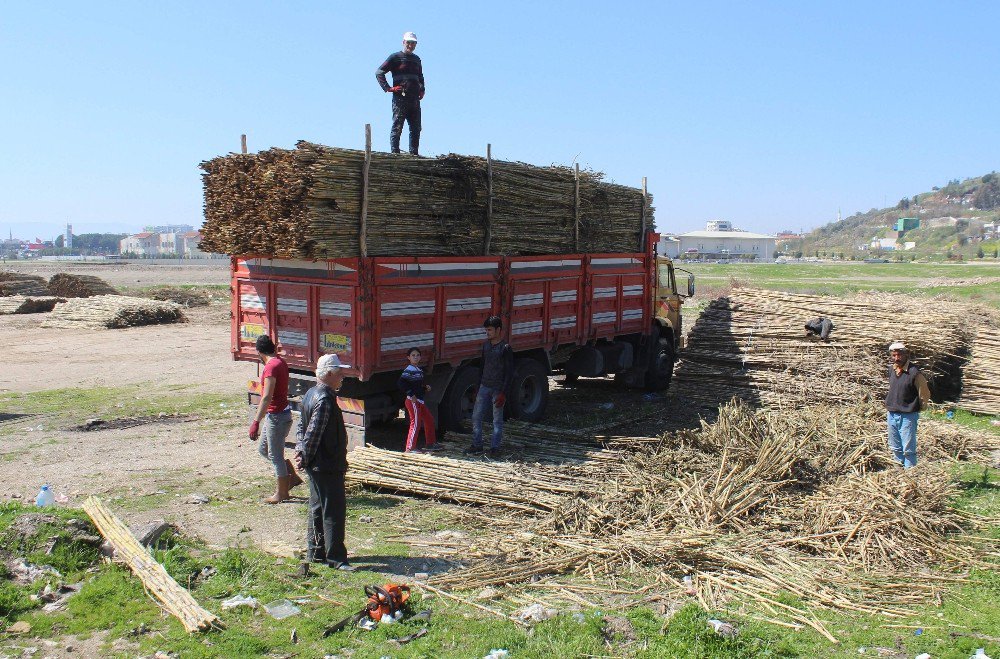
[200,141,652,258]
[145,287,211,307]
[83,497,221,633]
[41,295,185,329]
[673,288,970,408]
[0,272,49,296]
[957,323,1000,415]
[47,273,119,297]
[0,295,65,314]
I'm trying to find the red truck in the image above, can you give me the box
[235,233,693,446]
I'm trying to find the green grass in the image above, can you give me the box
[684,262,1000,308]
[0,386,240,432]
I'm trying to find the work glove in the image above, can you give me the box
[388,85,402,93]
[494,393,506,408]
[249,420,260,440]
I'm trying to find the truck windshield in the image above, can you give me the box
[657,262,675,293]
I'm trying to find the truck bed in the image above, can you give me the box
[232,252,652,381]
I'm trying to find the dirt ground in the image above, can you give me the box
[1,264,313,555]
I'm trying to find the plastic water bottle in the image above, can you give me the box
[35,485,54,507]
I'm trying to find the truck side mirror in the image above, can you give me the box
[686,274,695,298]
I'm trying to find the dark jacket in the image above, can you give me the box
[479,340,514,392]
[296,383,348,473]
[886,362,929,414]
[397,364,428,399]
[805,317,833,340]
[376,51,425,96]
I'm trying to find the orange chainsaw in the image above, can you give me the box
[323,583,411,636]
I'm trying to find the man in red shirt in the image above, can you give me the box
[249,335,300,503]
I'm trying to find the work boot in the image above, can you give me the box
[264,477,290,504]
[285,460,303,489]
[463,445,484,456]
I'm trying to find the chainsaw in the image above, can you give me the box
[323,583,411,636]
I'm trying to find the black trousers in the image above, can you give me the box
[390,94,421,155]
[306,470,347,565]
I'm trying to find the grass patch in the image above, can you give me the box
[0,386,240,427]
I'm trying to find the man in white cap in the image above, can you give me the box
[376,31,425,155]
[885,341,930,469]
[294,353,355,570]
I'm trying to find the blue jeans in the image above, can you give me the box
[472,385,504,450]
[887,411,918,468]
[259,409,293,476]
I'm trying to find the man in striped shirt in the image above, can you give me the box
[376,31,425,155]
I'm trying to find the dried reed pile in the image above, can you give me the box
[362,402,998,637]
[957,323,1000,415]
[673,289,969,408]
[0,295,65,314]
[0,272,49,296]
[793,467,965,570]
[42,295,185,329]
[47,273,119,297]
[200,141,651,258]
[145,287,211,307]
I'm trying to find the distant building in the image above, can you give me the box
[143,224,195,234]
[895,217,919,232]
[120,232,158,256]
[872,237,898,251]
[705,220,733,232]
[677,222,776,262]
[181,231,205,258]
[657,236,680,258]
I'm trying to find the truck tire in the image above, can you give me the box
[645,337,675,391]
[439,365,481,431]
[509,358,549,422]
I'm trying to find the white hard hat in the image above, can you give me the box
[888,341,907,352]
[402,31,418,43]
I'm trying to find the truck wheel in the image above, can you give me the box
[645,337,675,391]
[439,365,481,431]
[510,358,549,422]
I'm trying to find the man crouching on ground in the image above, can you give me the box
[294,354,355,571]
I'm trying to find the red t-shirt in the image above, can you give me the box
[261,356,289,413]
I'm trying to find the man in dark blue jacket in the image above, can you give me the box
[376,31,425,155]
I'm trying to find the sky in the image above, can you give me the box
[3,1,999,241]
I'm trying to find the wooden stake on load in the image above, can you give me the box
[360,124,372,258]
[639,176,647,252]
[574,163,580,252]
[484,143,493,255]
[83,497,221,633]
[241,134,247,154]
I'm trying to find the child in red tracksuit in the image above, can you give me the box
[397,347,440,452]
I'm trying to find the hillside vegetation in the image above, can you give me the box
[798,173,1000,260]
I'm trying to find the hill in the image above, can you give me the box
[791,173,1000,260]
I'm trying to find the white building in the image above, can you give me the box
[120,232,158,256]
[705,220,733,232]
[657,236,680,258]
[677,224,776,262]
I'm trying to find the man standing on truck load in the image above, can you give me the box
[398,347,441,452]
[249,335,302,504]
[804,317,834,341]
[465,316,514,458]
[885,341,930,469]
[294,354,355,571]
[376,31,425,155]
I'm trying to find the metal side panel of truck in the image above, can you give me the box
[232,233,690,448]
